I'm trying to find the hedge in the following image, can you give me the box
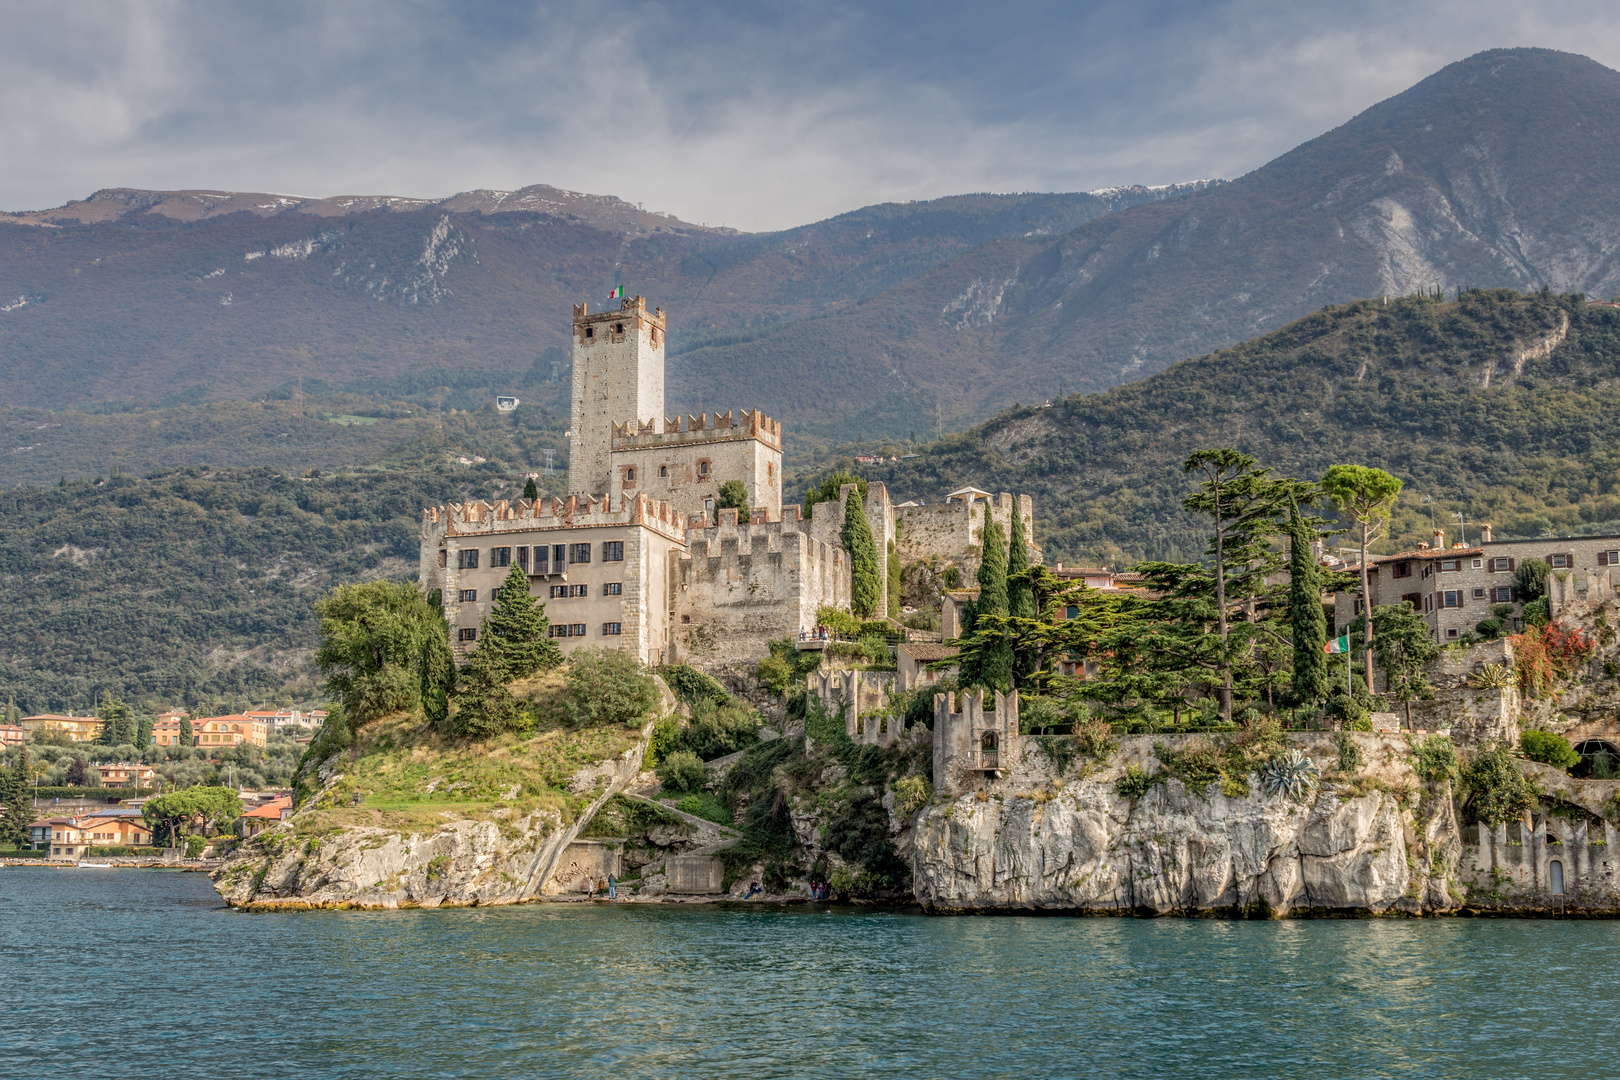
[31,787,155,802]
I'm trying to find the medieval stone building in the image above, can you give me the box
[419,296,1039,668]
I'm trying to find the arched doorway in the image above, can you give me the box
[1550,860,1566,896]
[1573,740,1620,779]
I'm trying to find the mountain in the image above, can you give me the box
[864,289,1620,566]
[0,182,1206,411]
[677,48,1620,440]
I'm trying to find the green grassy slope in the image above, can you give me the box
[866,290,1620,565]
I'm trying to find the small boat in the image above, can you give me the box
[77,862,114,868]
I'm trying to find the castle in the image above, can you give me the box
[419,296,1038,668]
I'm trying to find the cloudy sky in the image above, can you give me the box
[3,1,1619,232]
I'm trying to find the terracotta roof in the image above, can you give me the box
[243,797,292,819]
[898,643,960,662]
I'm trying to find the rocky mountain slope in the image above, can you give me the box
[0,182,1201,411]
[868,289,1620,564]
[681,48,1620,440]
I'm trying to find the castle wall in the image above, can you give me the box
[610,410,783,525]
[568,298,666,496]
[672,509,849,665]
[932,689,1021,797]
[895,492,1036,578]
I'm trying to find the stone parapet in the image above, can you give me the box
[612,408,782,451]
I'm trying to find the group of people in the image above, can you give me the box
[808,881,831,901]
[797,626,833,642]
[584,875,617,900]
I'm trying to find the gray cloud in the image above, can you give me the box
[2,0,1618,231]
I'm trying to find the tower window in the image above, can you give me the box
[585,327,594,339]
[698,460,710,476]
[625,468,635,483]
[614,323,624,334]
[659,465,668,478]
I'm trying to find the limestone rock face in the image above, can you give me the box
[912,734,1459,916]
[212,724,654,910]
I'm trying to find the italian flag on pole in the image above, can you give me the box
[608,285,626,299]
[1325,634,1352,654]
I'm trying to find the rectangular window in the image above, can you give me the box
[1402,593,1421,608]
[1494,587,1513,603]
[1608,550,1620,566]
[1550,554,1572,568]
[438,550,448,569]
[1439,559,1460,572]
[458,628,477,643]
[1472,559,1483,569]
[1442,590,1462,608]
[492,547,511,568]
[553,545,567,569]
[602,622,622,636]
[1393,561,1412,579]
[572,623,587,636]
[602,541,624,562]
[460,589,477,603]
[549,585,569,599]
[1065,605,1079,619]
[1446,627,1460,639]
[458,549,479,570]
[549,624,572,638]
[570,584,589,598]
[1473,588,1485,598]
[570,543,592,564]
[516,546,529,570]
[532,546,549,574]
[1491,557,1512,572]
[605,582,623,596]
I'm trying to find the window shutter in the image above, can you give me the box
[1568,552,1576,567]
[1508,558,1515,571]
[1602,551,1609,567]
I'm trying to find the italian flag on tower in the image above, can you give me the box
[608,285,626,299]
[1325,634,1352,654]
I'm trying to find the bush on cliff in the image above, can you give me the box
[656,750,707,795]
[1520,729,1580,771]
[1461,742,1537,826]
[561,648,659,729]
[314,581,452,732]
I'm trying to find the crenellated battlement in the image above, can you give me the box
[933,689,1021,796]
[421,492,685,542]
[611,408,782,451]
[807,669,908,745]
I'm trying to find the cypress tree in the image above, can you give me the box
[1288,504,1331,707]
[842,491,881,618]
[421,611,457,731]
[976,503,1013,692]
[136,713,154,750]
[0,749,29,847]
[179,715,194,747]
[481,564,562,680]
[522,477,539,501]
[1006,506,1035,620]
[887,542,901,617]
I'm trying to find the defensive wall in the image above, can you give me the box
[895,492,1037,577]
[672,506,849,665]
[611,408,783,522]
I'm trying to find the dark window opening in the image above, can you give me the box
[570,543,591,564]
[659,465,668,478]
[460,589,477,603]
[1393,561,1412,578]
[458,627,477,642]
[603,541,624,562]
[517,546,529,570]
[605,582,623,596]
[603,622,622,636]
[458,549,479,570]
[492,547,511,568]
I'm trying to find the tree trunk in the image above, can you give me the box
[1360,521,1375,696]
[1214,482,1232,723]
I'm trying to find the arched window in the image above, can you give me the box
[625,468,635,483]
[981,731,999,769]
[659,465,668,478]
[698,460,710,477]
[1550,860,1566,895]
[767,462,774,482]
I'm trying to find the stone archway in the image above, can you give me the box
[1573,739,1620,779]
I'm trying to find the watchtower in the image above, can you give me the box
[568,297,666,497]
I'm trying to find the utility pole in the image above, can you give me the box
[544,449,555,476]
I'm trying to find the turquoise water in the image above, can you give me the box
[2,868,1616,1079]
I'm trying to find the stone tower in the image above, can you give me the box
[568,296,666,496]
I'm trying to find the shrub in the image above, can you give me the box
[674,792,733,826]
[1332,731,1362,774]
[892,775,932,815]
[1324,694,1367,727]
[656,750,707,795]
[562,648,660,728]
[1520,729,1580,770]
[1511,624,1595,698]
[1020,695,1070,735]
[1462,742,1536,826]
[645,715,679,770]
[1115,764,1154,799]
[1073,720,1117,761]
[661,664,729,706]
[185,836,206,859]
[755,653,793,697]
[1475,617,1504,640]
[1522,597,1550,628]
[1259,750,1319,802]
[1412,734,1459,782]
[678,699,762,761]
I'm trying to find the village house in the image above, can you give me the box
[97,763,157,788]
[192,715,268,748]
[1330,525,1620,642]
[153,716,186,746]
[896,642,959,693]
[20,714,103,742]
[0,724,24,747]
[29,812,152,858]
[241,796,293,837]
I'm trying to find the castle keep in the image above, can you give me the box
[420,296,1038,669]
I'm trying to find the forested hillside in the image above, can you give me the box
[868,290,1620,565]
[0,466,531,713]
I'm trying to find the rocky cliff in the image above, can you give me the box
[912,733,1464,916]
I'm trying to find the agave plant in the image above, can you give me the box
[1260,749,1320,803]
[1470,663,1513,689]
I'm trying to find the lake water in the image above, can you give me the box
[3,867,1616,1079]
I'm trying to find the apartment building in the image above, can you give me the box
[1332,526,1620,642]
[193,715,268,748]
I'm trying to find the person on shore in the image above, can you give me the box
[608,875,617,900]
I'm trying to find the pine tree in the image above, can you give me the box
[136,713,154,749]
[842,491,881,618]
[522,477,539,501]
[448,645,523,739]
[975,503,1013,692]
[480,564,562,680]
[421,611,457,730]
[1288,503,1331,707]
